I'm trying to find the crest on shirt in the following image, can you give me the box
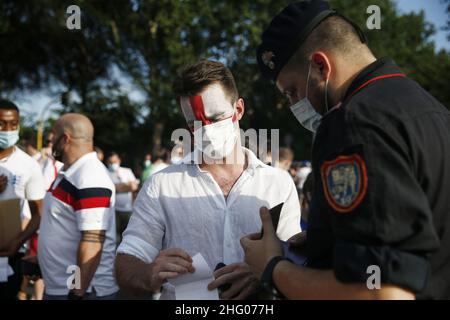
[12,175,21,187]
[320,154,368,213]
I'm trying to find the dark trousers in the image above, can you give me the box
[0,253,24,300]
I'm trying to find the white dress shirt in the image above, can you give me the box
[117,147,301,299]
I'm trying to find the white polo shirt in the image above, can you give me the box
[117,147,301,299]
[108,166,138,212]
[0,147,46,220]
[38,152,118,297]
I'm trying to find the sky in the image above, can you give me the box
[396,0,449,51]
[14,0,450,123]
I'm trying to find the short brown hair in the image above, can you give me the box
[173,60,239,103]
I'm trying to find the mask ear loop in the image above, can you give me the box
[324,77,329,112]
[305,61,312,100]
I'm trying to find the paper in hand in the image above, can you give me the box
[168,253,219,300]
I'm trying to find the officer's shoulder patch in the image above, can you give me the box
[320,154,368,213]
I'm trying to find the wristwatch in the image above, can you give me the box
[261,256,288,299]
[68,290,85,300]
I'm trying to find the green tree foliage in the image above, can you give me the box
[0,0,448,168]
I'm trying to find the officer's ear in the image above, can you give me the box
[311,52,332,81]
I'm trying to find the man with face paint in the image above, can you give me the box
[241,1,450,299]
[0,100,46,300]
[115,60,301,300]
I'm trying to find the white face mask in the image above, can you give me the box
[108,163,120,172]
[193,116,238,160]
[289,61,327,133]
[290,99,322,133]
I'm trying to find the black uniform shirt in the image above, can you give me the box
[307,58,450,299]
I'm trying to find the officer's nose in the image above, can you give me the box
[289,94,302,106]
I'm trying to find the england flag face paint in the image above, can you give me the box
[180,83,236,127]
[179,83,239,160]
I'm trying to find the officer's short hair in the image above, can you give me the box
[0,99,20,114]
[173,60,239,104]
[287,15,372,71]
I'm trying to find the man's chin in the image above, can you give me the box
[202,153,245,166]
[202,152,228,164]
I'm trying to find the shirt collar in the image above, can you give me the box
[342,58,402,101]
[245,147,267,171]
[59,151,98,177]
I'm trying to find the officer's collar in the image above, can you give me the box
[342,58,402,101]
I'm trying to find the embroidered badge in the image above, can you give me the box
[261,51,276,70]
[320,154,368,213]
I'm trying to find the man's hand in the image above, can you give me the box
[287,230,307,251]
[208,262,259,300]
[0,175,8,193]
[130,181,139,192]
[116,181,139,193]
[0,237,22,257]
[22,254,38,264]
[240,207,283,280]
[148,248,195,292]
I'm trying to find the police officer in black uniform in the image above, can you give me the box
[241,0,450,299]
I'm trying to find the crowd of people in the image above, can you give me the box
[0,89,312,300]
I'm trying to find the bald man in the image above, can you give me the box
[38,113,119,300]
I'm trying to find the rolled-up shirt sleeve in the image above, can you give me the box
[117,176,165,263]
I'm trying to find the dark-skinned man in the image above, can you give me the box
[38,113,118,300]
[241,0,450,300]
[0,99,45,300]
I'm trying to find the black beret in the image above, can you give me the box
[257,1,335,82]
[257,1,366,82]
